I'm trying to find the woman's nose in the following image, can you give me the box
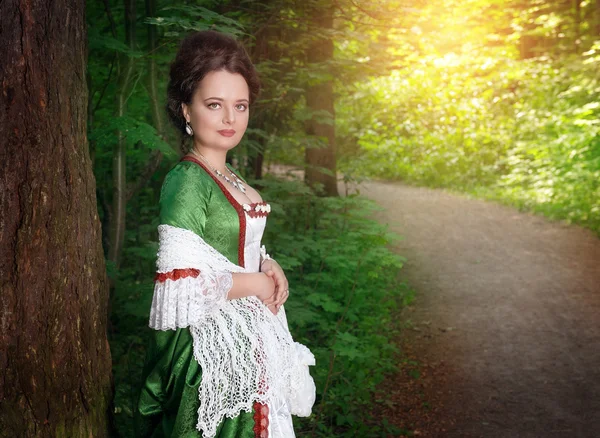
[223,107,235,124]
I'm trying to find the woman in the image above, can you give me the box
[135,31,316,438]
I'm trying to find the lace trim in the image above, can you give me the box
[181,156,246,267]
[242,202,271,219]
[154,268,200,283]
[154,224,246,275]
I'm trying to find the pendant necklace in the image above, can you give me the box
[192,150,247,195]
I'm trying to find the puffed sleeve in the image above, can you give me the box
[148,161,235,330]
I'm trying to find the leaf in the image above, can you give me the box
[306,293,343,313]
[89,116,177,158]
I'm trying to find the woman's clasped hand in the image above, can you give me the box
[257,259,290,315]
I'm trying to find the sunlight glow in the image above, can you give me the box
[432,53,461,68]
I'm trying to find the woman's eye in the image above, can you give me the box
[236,104,248,111]
[208,102,220,109]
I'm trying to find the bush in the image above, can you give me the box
[257,175,412,436]
[109,174,413,437]
[337,52,600,235]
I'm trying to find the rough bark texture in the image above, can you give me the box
[304,1,339,196]
[0,0,113,436]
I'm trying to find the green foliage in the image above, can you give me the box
[255,175,412,436]
[145,5,245,36]
[337,53,515,187]
[90,115,177,158]
[487,55,600,231]
[88,26,145,58]
[337,49,600,234]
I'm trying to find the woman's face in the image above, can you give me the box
[182,69,250,151]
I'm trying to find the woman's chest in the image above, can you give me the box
[203,194,270,267]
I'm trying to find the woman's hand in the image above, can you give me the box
[228,273,277,314]
[255,273,279,315]
[260,259,290,312]
[255,272,276,301]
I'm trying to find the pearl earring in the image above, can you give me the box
[185,121,193,136]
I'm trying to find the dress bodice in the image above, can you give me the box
[166,156,271,270]
[241,202,270,273]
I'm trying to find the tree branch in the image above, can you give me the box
[126,147,163,202]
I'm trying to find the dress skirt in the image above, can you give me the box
[135,328,260,438]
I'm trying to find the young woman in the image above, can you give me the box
[135,31,315,438]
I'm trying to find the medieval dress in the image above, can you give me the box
[135,156,316,438]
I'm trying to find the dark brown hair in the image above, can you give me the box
[166,30,261,151]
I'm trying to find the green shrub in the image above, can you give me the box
[337,52,600,235]
[109,175,412,437]
[257,175,411,436]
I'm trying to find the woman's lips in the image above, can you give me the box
[218,130,236,137]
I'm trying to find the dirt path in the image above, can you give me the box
[355,180,600,437]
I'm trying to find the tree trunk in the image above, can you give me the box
[574,0,581,52]
[108,0,136,270]
[597,0,600,36]
[120,0,167,203]
[146,0,164,142]
[246,5,279,181]
[0,0,114,436]
[304,1,339,196]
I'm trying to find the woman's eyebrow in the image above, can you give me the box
[204,97,249,103]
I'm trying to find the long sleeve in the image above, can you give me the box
[148,163,234,331]
[159,161,210,237]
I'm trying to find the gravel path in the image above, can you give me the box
[356,180,600,438]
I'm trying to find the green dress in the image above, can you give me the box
[134,157,270,438]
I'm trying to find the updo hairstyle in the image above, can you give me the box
[166,30,261,152]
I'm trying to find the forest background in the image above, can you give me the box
[2,0,599,435]
[48,0,600,436]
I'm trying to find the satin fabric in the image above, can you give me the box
[135,159,260,437]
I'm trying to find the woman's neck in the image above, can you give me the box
[190,146,228,173]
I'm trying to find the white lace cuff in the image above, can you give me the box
[148,224,247,330]
[149,271,233,330]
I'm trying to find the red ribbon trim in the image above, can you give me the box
[244,202,271,219]
[181,156,246,268]
[154,268,200,283]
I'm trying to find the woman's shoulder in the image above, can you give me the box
[164,159,214,188]
[159,160,215,231]
[168,158,212,178]
[160,159,215,206]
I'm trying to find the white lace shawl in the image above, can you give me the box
[149,224,316,437]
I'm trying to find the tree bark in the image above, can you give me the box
[0,0,113,436]
[304,0,339,196]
